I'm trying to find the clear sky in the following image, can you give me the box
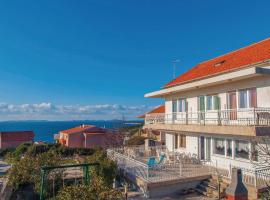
[0,0,269,120]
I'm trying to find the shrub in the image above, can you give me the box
[82,150,117,187]
[13,142,33,157]
[8,151,67,192]
[56,179,123,200]
[0,147,15,157]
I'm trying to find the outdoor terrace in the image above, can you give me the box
[107,145,270,188]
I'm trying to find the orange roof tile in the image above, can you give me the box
[138,105,165,118]
[165,37,270,88]
[61,125,96,134]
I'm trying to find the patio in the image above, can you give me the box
[107,145,270,188]
[107,146,214,183]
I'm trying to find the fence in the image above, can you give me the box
[107,148,213,183]
[145,108,270,126]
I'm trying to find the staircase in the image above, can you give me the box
[195,176,229,199]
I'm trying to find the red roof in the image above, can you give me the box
[61,125,96,134]
[0,131,34,141]
[138,105,165,118]
[165,37,270,88]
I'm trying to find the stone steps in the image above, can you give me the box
[195,178,229,199]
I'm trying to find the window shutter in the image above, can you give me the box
[214,96,221,110]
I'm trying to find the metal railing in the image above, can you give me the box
[107,147,213,183]
[145,108,270,126]
[108,146,270,187]
[107,149,149,181]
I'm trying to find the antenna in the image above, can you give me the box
[172,59,180,79]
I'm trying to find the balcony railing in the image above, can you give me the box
[145,108,270,126]
[107,146,213,183]
[107,146,270,188]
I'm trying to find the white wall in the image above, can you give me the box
[164,76,270,114]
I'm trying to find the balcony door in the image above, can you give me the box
[198,96,205,123]
[200,136,205,160]
[228,91,237,120]
[172,100,177,123]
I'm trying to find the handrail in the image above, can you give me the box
[145,108,270,126]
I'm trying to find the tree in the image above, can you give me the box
[82,150,118,187]
[8,151,70,192]
[251,137,270,199]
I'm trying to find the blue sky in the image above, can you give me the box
[0,0,269,120]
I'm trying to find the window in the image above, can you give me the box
[206,95,220,110]
[226,139,232,157]
[213,138,225,155]
[172,100,177,113]
[178,99,186,112]
[235,140,249,160]
[206,96,213,110]
[174,134,186,149]
[239,90,248,108]
[239,88,257,108]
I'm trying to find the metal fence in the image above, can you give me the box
[145,108,270,126]
[108,147,270,187]
[107,147,213,183]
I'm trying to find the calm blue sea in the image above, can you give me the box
[0,120,142,142]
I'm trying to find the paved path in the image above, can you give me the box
[128,191,217,200]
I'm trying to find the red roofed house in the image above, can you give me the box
[0,131,34,149]
[138,105,166,143]
[57,125,123,149]
[141,37,270,198]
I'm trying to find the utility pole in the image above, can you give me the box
[172,59,180,79]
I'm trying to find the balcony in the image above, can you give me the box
[144,108,270,136]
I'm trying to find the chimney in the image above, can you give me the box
[226,168,248,200]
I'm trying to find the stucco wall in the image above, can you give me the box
[66,132,84,148]
[165,75,270,113]
[85,134,106,148]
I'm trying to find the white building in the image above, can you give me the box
[144,37,270,172]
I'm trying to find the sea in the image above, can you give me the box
[0,120,142,143]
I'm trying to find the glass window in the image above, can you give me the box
[206,96,213,110]
[226,139,232,157]
[172,100,177,113]
[213,138,225,155]
[175,134,186,149]
[178,99,186,112]
[239,90,248,108]
[235,140,249,159]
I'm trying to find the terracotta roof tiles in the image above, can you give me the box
[165,37,270,88]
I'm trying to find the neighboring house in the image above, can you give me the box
[138,105,165,143]
[0,131,34,149]
[56,125,123,149]
[144,37,270,171]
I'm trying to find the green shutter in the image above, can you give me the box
[214,96,220,110]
